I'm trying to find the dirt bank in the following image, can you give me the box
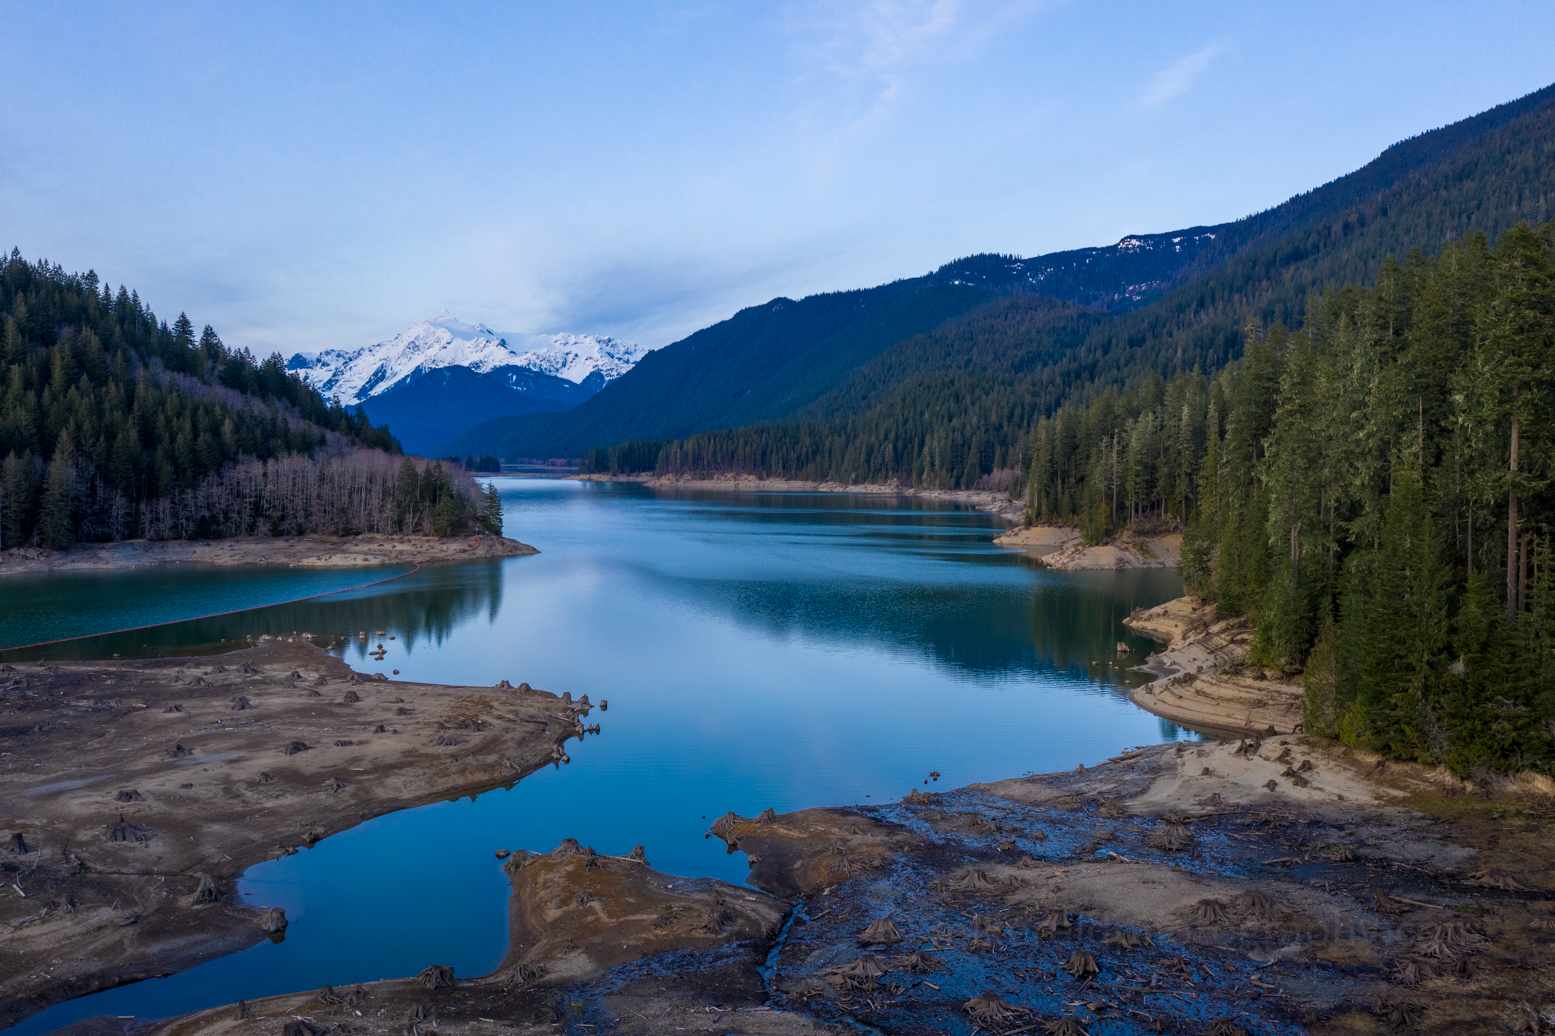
[0,535,537,577]
[1125,596,1305,737]
[571,473,1026,523]
[115,734,1555,1036]
[1010,529,1181,570]
[0,640,589,1029]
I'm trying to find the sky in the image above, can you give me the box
[4,1,1555,357]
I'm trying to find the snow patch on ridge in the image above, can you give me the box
[287,311,650,406]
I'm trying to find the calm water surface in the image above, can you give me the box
[7,481,1188,1034]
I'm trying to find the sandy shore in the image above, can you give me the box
[995,526,1182,570]
[1124,595,1304,737]
[0,534,537,576]
[572,473,1027,523]
[110,731,1555,1036]
[0,640,588,1028]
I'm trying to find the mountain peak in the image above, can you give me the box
[287,316,650,406]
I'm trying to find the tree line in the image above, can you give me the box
[1,249,403,547]
[127,449,502,541]
[1030,226,1553,777]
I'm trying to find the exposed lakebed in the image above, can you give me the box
[4,481,1188,1034]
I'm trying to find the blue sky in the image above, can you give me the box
[5,2,1554,356]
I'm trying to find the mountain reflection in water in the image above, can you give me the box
[4,481,1191,1036]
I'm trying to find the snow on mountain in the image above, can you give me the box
[287,311,650,407]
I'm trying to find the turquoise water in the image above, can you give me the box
[5,481,1188,1034]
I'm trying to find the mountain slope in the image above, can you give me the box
[582,80,1555,488]
[455,80,1555,464]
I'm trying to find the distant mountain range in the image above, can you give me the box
[442,80,1555,466]
[286,312,649,455]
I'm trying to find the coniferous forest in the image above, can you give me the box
[1025,225,1554,777]
[0,250,500,546]
[586,224,1555,775]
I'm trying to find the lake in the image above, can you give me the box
[4,480,1188,1034]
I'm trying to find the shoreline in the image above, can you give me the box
[0,640,587,1029]
[0,534,537,577]
[994,524,1183,570]
[570,472,1028,522]
[1124,595,1305,737]
[100,728,1555,1036]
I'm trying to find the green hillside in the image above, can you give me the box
[586,82,1555,488]
[0,252,482,548]
[458,82,1555,464]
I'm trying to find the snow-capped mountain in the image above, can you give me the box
[287,311,650,408]
[286,312,652,457]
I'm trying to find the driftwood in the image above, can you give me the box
[417,964,455,989]
[896,950,938,973]
[1036,911,1072,937]
[1392,959,1427,986]
[627,845,648,865]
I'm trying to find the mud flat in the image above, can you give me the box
[113,734,1555,1036]
[0,535,537,577]
[571,473,1026,522]
[0,640,589,1028]
[1125,596,1304,737]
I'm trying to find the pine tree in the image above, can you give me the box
[38,427,78,548]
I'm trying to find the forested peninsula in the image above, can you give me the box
[0,251,503,550]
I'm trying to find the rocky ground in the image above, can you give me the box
[0,640,587,1028]
[1125,597,1305,738]
[995,527,1182,571]
[54,729,1555,1036]
[0,535,537,576]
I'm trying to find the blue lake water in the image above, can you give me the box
[5,480,1189,1034]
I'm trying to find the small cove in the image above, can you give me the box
[4,481,1190,1034]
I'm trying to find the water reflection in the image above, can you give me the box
[7,481,1192,1036]
[1,562,505,663]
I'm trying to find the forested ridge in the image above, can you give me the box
[0,250,499,546]
[583,85,1555,490]
[1036,225,1554,777]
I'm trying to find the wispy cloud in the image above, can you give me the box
[1140,42,1225,109]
